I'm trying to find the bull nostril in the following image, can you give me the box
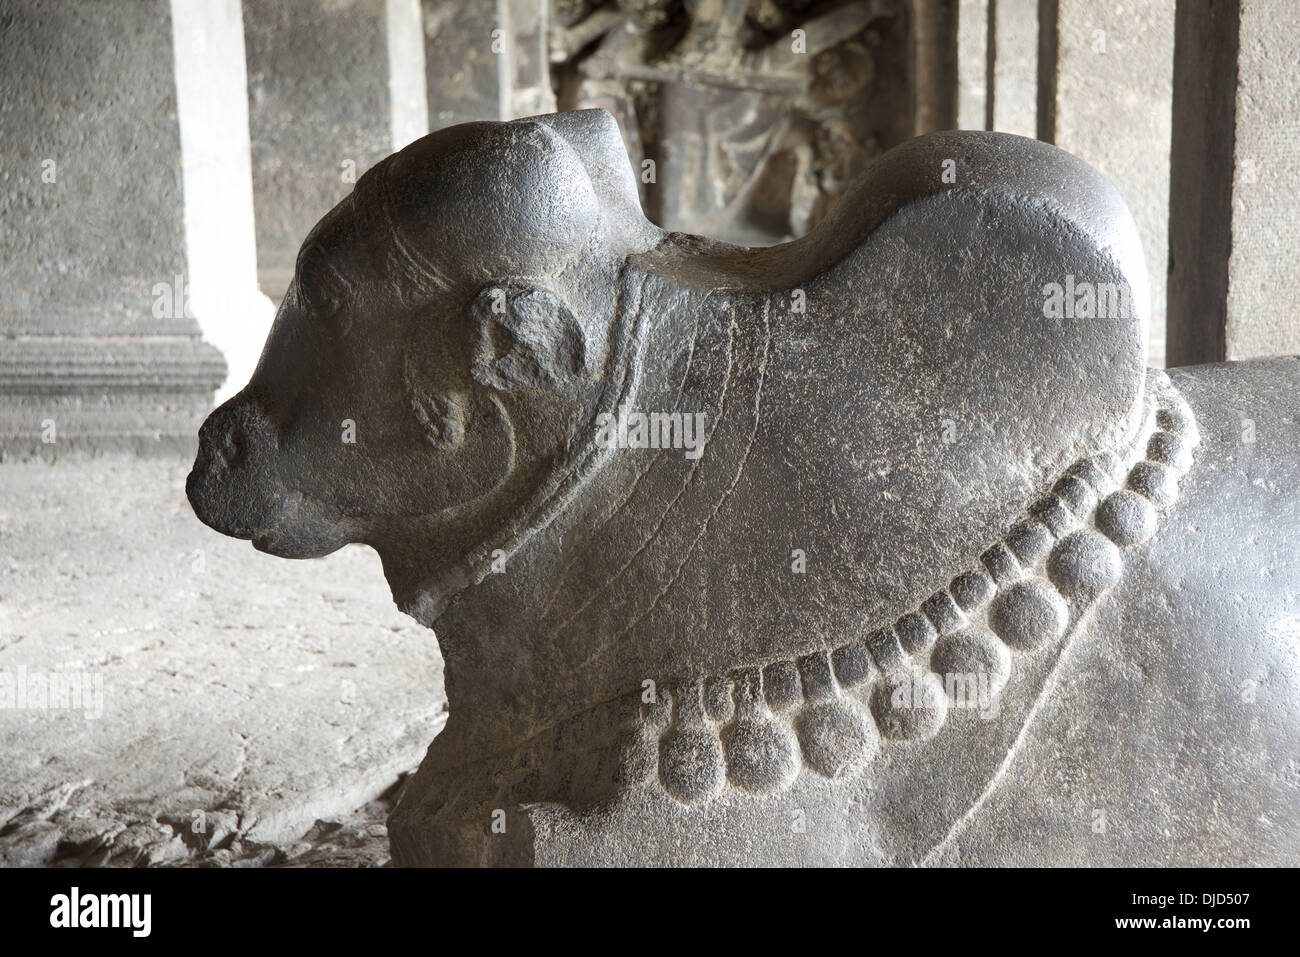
[198,394,277,475]
[215,427,245,471]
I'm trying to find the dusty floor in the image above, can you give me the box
[0,453,446,867]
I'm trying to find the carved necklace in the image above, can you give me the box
[628,368,1200,804]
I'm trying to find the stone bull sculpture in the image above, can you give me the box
[188,109,1300,866]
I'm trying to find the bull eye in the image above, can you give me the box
[297,245,349,316]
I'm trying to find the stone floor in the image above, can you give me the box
[0,453,447,867]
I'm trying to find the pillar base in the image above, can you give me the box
[0,336,226,460]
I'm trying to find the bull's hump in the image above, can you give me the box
[599,132,1149,673]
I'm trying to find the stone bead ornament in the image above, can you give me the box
[645,371,1197,804]
[188,109,1300,866]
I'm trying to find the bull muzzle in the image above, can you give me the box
[187,395,287,542]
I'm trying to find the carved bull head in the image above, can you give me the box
[188,111,660,600]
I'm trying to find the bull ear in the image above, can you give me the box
[468,284,592,392]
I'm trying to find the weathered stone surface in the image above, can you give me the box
[243,0,392,303]
[1,0,188,337]
[956,0,989,130]
[0,0,225,457]
[1048,0,1174,369]
[1220,2,1300,360]
[1168,0,1300,364]
[187,109,1300,866]
[421,0,554,132]
[939,357,1300,866]
[989,0,1037,138]
[0,455,445,866]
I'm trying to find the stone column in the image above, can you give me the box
[172,0,275,405]
[1042,0,1174,368]
[989,0,1038,138]
[0,0,226,459]
[956,0,990,130]
[499,0,556,120]
[421,0,500,129]
[242,0,394,304]
[386,0,430,151]
[1168,0,1300,365]
[421,0,554,133]
[910,0,960,135]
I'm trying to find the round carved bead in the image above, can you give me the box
[1096,489,1157,547]
[1146,430,1194,473]
[618,727,659,787]
[896,611,937,656]
[659,726,725,804]
[1053,474,1098,518]
[981,543,1023,586]
[1046,529,1122,602]
[869,671,949,742]
[724,718,800,793]
[796,700,880,779]
[1156,400,1198,442]
[1128,460,1180,508]
[987,578,1068,651]
[1006,520,1053,566]
[950,568,996,612]
[931,628,1012,702]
